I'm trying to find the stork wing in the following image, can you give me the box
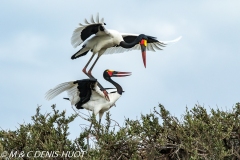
[104,34,181,55]
[65,82,80,105]
[45,81,79,105]
[71,13,109,48]
[45,79,98,106]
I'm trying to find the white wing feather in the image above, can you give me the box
[46,80,111,106]
[103,35,181,55]
[66,84,80,105]
[71,14,107,48]
[45,82,76,101]
[162,36,182,44]
[45,81,81,106]
[104,43,162,55]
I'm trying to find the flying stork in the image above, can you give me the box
[70,14,181,98]
[45,69,131,125]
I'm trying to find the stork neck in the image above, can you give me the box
[106,78,123,95]
[119,35,144,48]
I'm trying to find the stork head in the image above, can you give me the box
[139,34,148,68]
[103,69,131,80]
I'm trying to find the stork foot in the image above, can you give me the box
[102,90,110,101]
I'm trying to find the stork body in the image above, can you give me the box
[45,69,131,151]
[45,69,131,123]
[79,29,124,55]
[71,14,181,80]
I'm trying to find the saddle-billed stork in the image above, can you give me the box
[45,69,131,125]
[71,14,181,98]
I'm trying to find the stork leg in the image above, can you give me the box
[98,112,103,125]
[98,118,102,134]
[86,120,102,151]
[87,49,105,79]
[86,55,103,88]
[87,122,93,151]
[83,49,109,101]
[87,115,101,151]
[87,55,100,79]
[82,54,95,78]
[97,112,104,134]
[82,55,109,101]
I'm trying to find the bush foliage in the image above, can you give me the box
[0,103,240,159]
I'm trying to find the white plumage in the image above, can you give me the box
[45,81,80,105]
[45,69,131,121]
[70,14,181,79]
[71,14,108,48]
[46,81,118,118]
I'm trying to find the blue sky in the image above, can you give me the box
[1,1,240,140]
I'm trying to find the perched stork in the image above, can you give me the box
[45,69,131,125]
[71,14,181,98]
[45,69,130,150]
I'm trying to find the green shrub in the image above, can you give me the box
[0,103,239,159]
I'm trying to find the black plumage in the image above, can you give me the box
[73,79,97,109]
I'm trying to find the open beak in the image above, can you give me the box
[112,71,132,77]
[140,39,147,68]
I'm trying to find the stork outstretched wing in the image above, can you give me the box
[71,13,109,48]
[104,35,182,55]
[45,81,80,105]
[45,79,112,106]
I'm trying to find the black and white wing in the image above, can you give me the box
[71,14,109,48]
[45,79,105,106]
[45,81,79,105]
[104,34,181,55]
